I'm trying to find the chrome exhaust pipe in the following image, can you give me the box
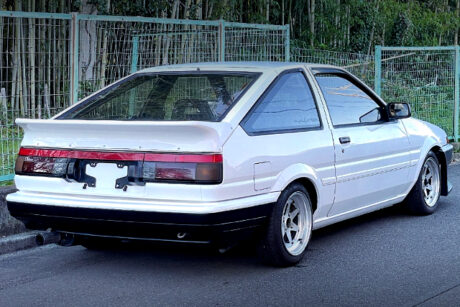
[36,231,61,246]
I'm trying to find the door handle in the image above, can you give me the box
[339,136,351,144]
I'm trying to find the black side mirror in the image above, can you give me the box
[387,102,411,119]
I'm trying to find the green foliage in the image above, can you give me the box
[8,0,459,53]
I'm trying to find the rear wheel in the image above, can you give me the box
[405,151,441,215]
[257,183,313,267]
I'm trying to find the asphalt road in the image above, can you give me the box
[0,166,459,307]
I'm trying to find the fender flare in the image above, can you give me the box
[271,163,322,211]
[408,138,447,196]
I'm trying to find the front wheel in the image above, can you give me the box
[405,151,441,215]
[257,183,313,267]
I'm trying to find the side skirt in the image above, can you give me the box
[312,194,406,230]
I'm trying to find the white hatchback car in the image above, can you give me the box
[8,62,453,266]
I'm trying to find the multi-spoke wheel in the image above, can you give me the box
[258,183,313,266]
[405,151,441,215]
[281,191,311,256]
[421,157,440,207]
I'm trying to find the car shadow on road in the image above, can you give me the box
[76,202,428,268]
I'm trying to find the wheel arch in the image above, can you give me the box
[290,177,318,214]
[271,164,329,216]
[410,145,448,197]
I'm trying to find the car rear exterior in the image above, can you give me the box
[7,64,277,244]
[7,62,453,266]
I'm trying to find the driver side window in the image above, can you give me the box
[315,74,382,126]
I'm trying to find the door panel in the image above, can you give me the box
[328,122,412,216]
[312,71,412,216]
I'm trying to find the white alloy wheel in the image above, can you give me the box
[257,183,313,266]
[404,151,442,215]
[421,157,441,207]
[281,191,312,256]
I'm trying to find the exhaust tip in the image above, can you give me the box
[36,231,61,246]
[35,233,45,246]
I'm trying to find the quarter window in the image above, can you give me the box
[315,74,382,126]
[242,72,321,134]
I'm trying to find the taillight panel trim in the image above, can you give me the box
[16,147,223,184]
[19,147,222,163]
[144,153,223,163]
[19,148,144,161]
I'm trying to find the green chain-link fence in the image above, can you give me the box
[0,11,289,181]
[290,47,375,87]
[375,46,460,141]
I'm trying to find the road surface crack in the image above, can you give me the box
[413,283,460,306]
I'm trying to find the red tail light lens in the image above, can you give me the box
[142,162,222,183]
[155,163,196,181]
[15,156,69,177]
[142,153,223,183]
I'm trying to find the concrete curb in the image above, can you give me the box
[0,231,40,255]
[0,185,26,237]
[453,152,460,162]
[451,153,460,165]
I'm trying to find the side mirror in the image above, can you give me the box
[387,102,411,119]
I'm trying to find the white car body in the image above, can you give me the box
[7,62,453,245]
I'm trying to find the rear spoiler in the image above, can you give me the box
[16,119,233,153]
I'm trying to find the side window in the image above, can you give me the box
[242,72,321,134]
[315,74,382,126]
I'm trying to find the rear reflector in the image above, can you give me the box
[16,147,223,184]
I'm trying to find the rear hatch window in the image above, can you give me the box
[59,72,259,121]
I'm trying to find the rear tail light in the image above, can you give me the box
[15,156,69,177]
[15,148,222,184]
[142,162,222,183]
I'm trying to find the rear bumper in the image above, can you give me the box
[7,188,280,214]
[7,201,273,244]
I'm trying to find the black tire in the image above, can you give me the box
[257,183,313,267]
[404,151,441,215]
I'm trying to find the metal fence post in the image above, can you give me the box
[218,20,225,62]
[70,13,79,104]
[130,36,139,73]
[455,46,460,141]
[374,45,382,95]
[285,24,290,62]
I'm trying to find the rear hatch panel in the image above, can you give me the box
[15,119,231,200]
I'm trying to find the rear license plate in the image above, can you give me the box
[85,163,128,189]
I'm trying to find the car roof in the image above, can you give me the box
[138,62,340,73]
